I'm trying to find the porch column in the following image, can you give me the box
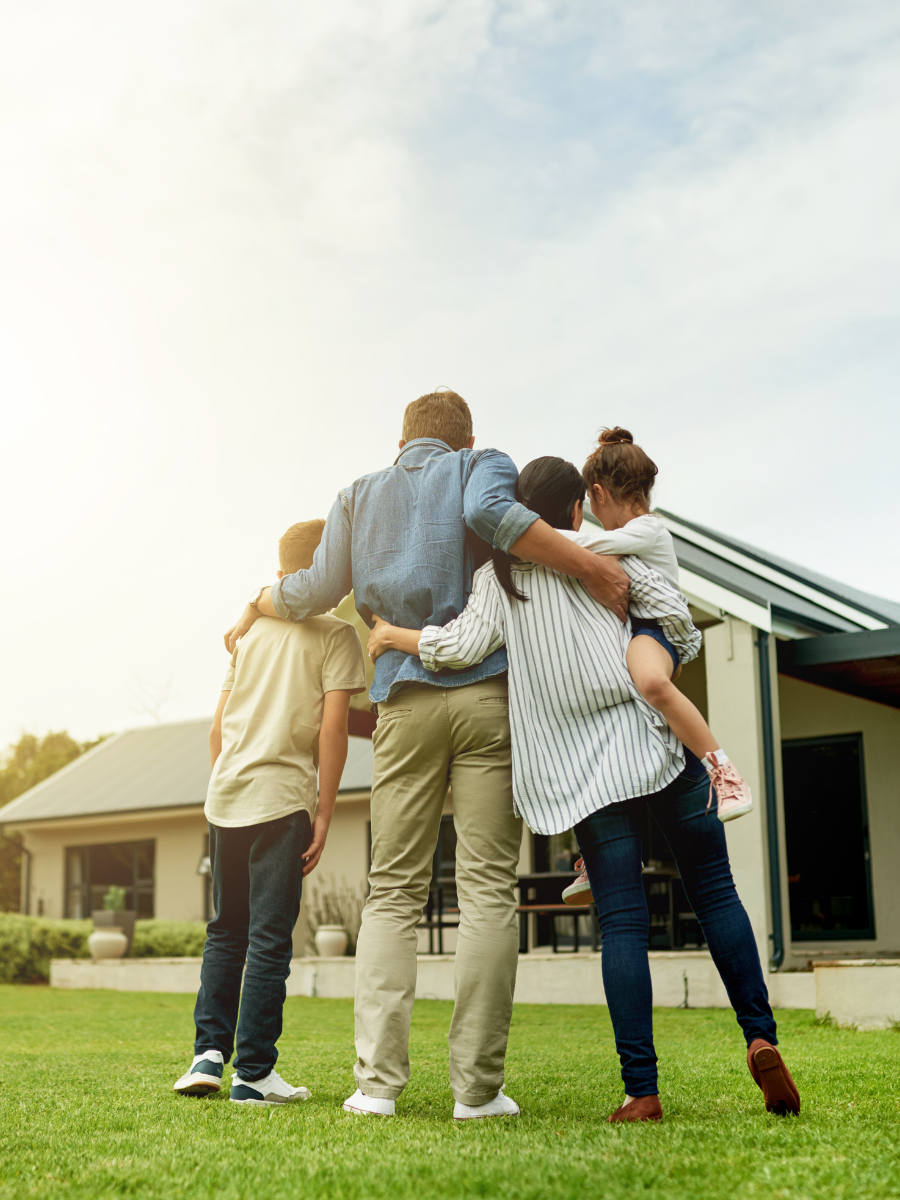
[703,617,784,971]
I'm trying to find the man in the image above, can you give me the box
[224,390,626,1119]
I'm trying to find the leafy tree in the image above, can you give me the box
[0,731,107,911]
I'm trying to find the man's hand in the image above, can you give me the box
[224,604,260,654]
[301,814,330,876]
[580,556,629,621]
[367,615,395,662]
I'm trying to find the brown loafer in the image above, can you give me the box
[747,1039,800,1115]
[608,1095,663,1123]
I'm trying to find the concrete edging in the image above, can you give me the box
[50,951,816,1009]
[814,959,900,1030]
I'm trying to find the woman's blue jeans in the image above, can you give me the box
[574,767,777,1097]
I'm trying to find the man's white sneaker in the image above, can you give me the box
[229,1068,310,1106]
[342,1089,396,1116]
[453,1089,520,1120]
[174,1050,225,1096]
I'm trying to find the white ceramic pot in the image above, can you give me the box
[314,925,349,958]
[88,927,128,961]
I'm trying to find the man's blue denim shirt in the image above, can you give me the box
[271,438,538,701]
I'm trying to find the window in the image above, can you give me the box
[782,734,874,940]
[65,841,155,918]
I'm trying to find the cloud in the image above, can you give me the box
[0,0,898,744]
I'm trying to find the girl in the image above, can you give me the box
[557,427,752,902]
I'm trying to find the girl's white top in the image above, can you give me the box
[418,555,701,835]
[561,514,679,586]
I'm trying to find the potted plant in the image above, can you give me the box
[90,885,135,958]
[306,878,366,958]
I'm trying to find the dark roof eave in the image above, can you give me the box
[778,627,900,668]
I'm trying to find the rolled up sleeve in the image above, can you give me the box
[271,492,353,622]
[463,449,540,553]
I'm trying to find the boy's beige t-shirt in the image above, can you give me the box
[205,614,367,829]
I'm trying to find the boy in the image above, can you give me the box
[173,519,366,1105]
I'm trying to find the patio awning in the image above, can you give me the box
[777,628,900,709]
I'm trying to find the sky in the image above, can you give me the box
[1,0,899,748]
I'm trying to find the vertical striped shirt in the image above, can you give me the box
[418,556,702,835]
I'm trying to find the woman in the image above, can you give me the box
[368,454,799,1122]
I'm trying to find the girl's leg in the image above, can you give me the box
[649,773,777,1047]
[574,800,658,1099]
[627,637,720,760]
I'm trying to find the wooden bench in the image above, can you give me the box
[516,903,599,954]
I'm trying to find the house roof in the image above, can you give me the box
[583,508,899,637]
[0,719,374,826]
[657,510,900,634]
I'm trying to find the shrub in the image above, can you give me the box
[131,920,206,958]
[0,913,91,983]
[0,915,208,982]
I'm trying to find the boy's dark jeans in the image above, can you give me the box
[575,768,777,1098]
[194,810,311,1081]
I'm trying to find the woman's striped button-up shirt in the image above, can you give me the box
[418,556,702,835]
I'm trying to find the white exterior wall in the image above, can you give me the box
[778,675,900,961]
[21,810,210,922]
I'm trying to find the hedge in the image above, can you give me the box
[0,914,208,982]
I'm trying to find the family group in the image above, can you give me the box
[172,389,800,1123]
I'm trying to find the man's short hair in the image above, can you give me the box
[279,519,326,574]
[402,389,473,452]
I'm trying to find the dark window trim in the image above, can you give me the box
[783,732,876,942]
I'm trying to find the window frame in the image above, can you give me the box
[64,840,156,919]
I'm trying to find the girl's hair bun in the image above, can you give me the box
[597,426,633,447]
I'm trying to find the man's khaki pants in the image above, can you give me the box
[353,677,522,1106]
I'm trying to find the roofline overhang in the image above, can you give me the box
[1,788,374,833]
[657,511,889,632]
[778,627,900,668]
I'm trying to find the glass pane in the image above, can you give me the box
[135,841,155,884]
[67,888,84,920]
[136,889,154,918]
[89,843,134,889]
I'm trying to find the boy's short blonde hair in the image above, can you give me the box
[402,389,472,452]
[279,519,326,574]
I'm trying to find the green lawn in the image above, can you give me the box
[1,987,898,1200]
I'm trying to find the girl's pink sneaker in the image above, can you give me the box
[704,753,753,822]
[561,870,594,906]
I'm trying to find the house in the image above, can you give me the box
[3,512,899,972]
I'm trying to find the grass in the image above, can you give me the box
[1,987,898,1200]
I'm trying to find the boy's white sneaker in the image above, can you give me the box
[453,1089,520,1120]
[342,1089,395,1116]
[174,1050,225,1096]
[229,1068,311,1106]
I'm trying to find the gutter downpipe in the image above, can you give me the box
[757,631,784,970]
[0,825,32,915]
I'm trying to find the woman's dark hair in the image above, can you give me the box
[492,456,586,601]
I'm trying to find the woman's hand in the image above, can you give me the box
[367,615,396,662]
